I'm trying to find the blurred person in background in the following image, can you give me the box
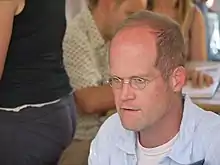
[147,0,207,61]
[147,0,213,87]
[0,0,76,164]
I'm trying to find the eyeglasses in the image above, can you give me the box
[108,75,160,90]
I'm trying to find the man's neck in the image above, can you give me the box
[91,7,108,42]
[139,96,183,148]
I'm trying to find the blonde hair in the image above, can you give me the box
[147,0,192,25]
[177,0,192,24]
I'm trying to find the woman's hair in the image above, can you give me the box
[147,0,192,24]
[87,0,99,10]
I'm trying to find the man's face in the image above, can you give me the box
[110,27,177,132]
[105,0,147,40]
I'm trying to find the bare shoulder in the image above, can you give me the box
[186,3,204,28]
[0,0,25,15]
[15,0,25,15]
[191,3,203,20]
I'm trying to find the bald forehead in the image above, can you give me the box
[110,26,157,55]
[109,26,158,77]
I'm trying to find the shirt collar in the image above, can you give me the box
[116,95,202,164]
[80,7,105,49]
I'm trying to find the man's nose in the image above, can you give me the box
[120,81,135,101]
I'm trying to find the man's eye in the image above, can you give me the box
[132,78,146,84]
[111,77,121,83]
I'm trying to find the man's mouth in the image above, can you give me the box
[121,108,141,111]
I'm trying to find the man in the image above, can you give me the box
[60,0,147,165]
[88,11,220,165]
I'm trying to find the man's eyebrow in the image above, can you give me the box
[109,74,152,78]
[131,74,151,78]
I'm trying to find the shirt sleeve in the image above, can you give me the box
[88,124,111,165]
[63,22,102,90]
[88,137,101,165]
[88,115,119,165]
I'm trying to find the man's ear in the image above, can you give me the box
[170,66,186,92]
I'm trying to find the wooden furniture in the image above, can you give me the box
[193,87,220,112]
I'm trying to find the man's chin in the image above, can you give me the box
[121,122,141,132]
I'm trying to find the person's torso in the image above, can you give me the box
[75,44,109,140]
[137,133,178,165]
[0,0,72,108]
[74,40,110,140]
[91,98,220,165]
[98,125,207,165]
[69,8,110,140]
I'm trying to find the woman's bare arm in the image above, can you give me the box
[189,7,207,61]
[0,0,22,79]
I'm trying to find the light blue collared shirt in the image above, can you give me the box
[88,96,220,165]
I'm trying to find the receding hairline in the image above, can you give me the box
[109,26,159,72]
[113,23,162,41]
[110,10,185,79]
[110,25,158,50]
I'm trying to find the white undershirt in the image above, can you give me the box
[137,133,179,165]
